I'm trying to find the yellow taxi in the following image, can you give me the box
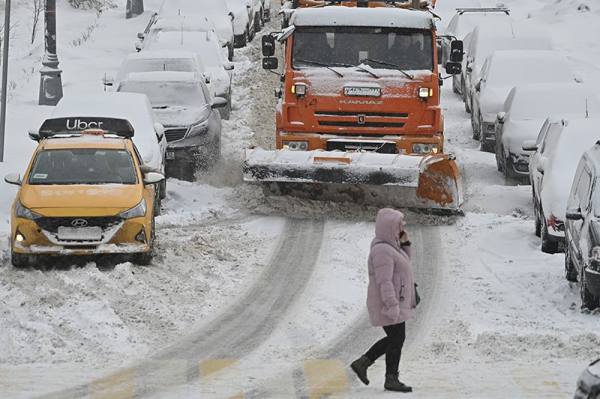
[4,119,164,267]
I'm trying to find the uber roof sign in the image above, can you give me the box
[38,117,135,139]
[343,86,382,98]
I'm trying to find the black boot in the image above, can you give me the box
[350,356,374,385]
[384,373,412,392]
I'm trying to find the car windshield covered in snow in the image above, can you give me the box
[119,80,207,108]
[292,27,434,71]
[122,58,197,76]
[28,149,137,185]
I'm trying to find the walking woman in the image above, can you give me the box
[350,208,417,393]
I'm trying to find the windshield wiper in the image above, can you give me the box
[295,58,346,77]
[361,58,415,80]
[354,64,379,79]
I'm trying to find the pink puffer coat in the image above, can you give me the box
[367,208,416,327]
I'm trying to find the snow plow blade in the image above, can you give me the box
[243,149,463,214]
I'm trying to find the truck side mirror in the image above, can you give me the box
[445,62,462,75]
[262,35,276,57]
[450,40,464,63]
[263,57,279,70]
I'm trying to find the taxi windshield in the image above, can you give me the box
[28,149,138,185]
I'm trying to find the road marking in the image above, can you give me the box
[200,359,238,377]
[304,359,349,399]
[90,368,135,399]
[512,367,565,398]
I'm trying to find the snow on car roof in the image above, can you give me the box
[125,50,197,61]
[123,71,198,83]
[542,118,600,218]
[291,7,433,30]
[485,50,573,86]
[506,83,599,119]
[153,15,215,31]
[52,93,156,134]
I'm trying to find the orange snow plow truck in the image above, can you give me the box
[244,4,464,213]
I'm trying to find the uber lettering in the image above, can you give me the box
[66,119,105,130]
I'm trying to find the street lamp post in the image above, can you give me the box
[0,0,11,162]
[38,0,63,106]
[126,0,144,19]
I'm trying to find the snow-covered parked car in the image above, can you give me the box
[226,0,256,48]
[159,0,235,61]
[471,50,574,151]
[106,50,204,90]
[528,119,600,253]
[575,358,600,397]
[262,0,271,22]
[566,144,600,309]
[441,6,511,93]
[116,72,227,181]
[463,22,552,114]
[41,93,168,199]
[144,31,234,120]
[495,83,600,180]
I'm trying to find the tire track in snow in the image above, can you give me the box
[34,218,325,399]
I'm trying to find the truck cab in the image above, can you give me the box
[265,6,462,157]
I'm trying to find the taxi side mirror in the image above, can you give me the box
[4,173,22,186]
[143,172,165,185]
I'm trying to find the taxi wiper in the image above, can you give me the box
[361,58,415,80]
[295,58,346,78]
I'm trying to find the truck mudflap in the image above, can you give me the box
[243,148,463,214]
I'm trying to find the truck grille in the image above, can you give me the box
[315,111,407,129]
[326,141,396,154]
[164,128,188,142]
[36,217,122,233]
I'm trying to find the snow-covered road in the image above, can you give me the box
[2,1,600,398]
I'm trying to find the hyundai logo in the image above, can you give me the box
[71,219,89,228]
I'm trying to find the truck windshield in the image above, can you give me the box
[292,27,434,72]
[28,149,138,185]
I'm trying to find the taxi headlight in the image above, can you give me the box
[15,202,42,220]
[283,141,309,151]
[120,199,147,220]
[188,121,209,137]
[412,143,439,155]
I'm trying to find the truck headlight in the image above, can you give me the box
[283,141,309,151]
[412,143,439,155]
[15,202,42,220]
[291,83,307,97]
[418,87,433,99]
[119,199,147,220]
[188,121,208,137]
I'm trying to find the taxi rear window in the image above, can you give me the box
[29,149,138,185]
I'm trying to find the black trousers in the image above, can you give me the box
[363,322,406,375]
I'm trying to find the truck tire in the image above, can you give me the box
[565,247,578,282]
[581,268,599,310]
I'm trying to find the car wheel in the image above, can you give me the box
[471,112,480,140]
[228,44,234,62]
[465,96,471,113]
[565,246,578,282]
[249,24,255,42]
[11,251,29,268]
[541,221,559,254]
[534,203,542,238]
[480,139,494,153]
[580,267,599,310]
[134,218,155,266]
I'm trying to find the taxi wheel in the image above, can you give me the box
[134,219,155,266]
[11,251,28,268]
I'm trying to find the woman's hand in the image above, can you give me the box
[399,231,409,244]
